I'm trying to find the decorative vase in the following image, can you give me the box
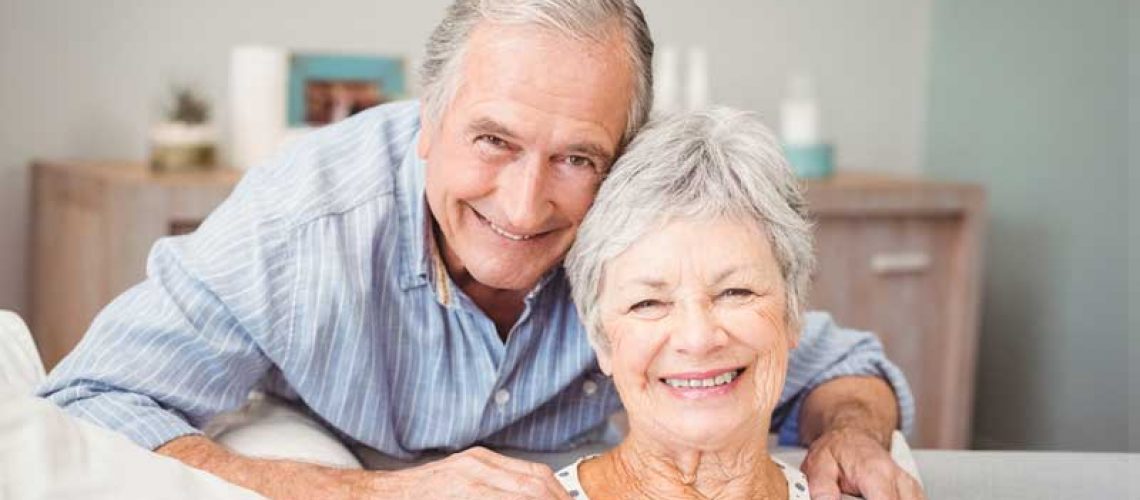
[149,122,217,172]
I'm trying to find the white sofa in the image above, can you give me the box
[0,310,263,499]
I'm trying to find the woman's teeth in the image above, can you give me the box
[663,369,742,388]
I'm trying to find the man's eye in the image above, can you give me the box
[564,155,595,170]
[476,134,508,149]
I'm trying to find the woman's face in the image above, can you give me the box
[596,216,796,450]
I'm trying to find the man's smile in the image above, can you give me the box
[469,204,555,242]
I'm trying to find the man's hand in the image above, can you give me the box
[797,375,924,500]
[376,447,572,499]
[159,436,570,499]
[801,427,924,500]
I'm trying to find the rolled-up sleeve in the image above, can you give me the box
[37,164,292,451]
[771,311,915,446]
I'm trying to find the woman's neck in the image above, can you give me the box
[580,428,788,499]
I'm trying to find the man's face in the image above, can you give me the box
[418,23,634,292]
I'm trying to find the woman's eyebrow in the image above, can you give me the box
[710,266,745,286]
[627,277,669,290]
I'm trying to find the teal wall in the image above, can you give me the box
[1129,0,1139,453]
[926,0,1133,450]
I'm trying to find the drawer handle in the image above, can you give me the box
[871,252,931,275]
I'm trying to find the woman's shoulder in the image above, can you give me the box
[555,455,598,499]
[772,457,811,500]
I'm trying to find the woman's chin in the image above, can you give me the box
[655,415,758,451]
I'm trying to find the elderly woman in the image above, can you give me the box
[560,108,815,499]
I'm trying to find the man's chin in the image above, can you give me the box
[467,266,548,292]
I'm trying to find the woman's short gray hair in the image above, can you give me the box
[565,107,816,351]
[419,0,653,147]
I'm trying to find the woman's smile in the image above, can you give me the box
[658,366,747,401]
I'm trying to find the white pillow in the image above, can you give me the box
[0,311,45,393]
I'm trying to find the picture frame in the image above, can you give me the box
[286,52,407,127]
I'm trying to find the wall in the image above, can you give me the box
[0,0,932,316]
[1129,0,1139,453]
[925,0,1134,451]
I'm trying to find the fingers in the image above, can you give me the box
[452,447,570,499]
[800,449,844,500]
[895,472,926,500]
[846,460,927,500]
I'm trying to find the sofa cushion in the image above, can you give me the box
[0,310,45,394]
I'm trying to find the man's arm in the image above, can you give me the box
[779,312,923,499]
[158,435,572,499]
[798,375,898,449]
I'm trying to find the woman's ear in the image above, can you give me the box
[786,318,801,350]
[597,345,613,376]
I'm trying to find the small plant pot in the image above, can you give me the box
[149,122,217,172]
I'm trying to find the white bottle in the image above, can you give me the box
[780,73,820,146]
[684,46,710,111]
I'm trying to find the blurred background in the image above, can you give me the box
[0,0,1134,453]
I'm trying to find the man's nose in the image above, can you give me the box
[498,155,553,231]
[672,302,728,356]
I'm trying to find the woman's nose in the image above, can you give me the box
[672,302,728,356]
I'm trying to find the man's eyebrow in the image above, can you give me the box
[466,117,518,139]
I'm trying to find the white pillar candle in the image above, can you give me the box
[684,46,710,111]
[653,45,680,114]
[229,45,288,170]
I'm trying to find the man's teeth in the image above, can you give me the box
[480,215,534,241]
[488,221,533,241]
[663,369,741,389]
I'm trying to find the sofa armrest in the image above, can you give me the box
[0,310,46,393]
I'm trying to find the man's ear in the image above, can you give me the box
[417,110,434,160]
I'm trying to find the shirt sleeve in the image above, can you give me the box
[770,311,916,446]
[36,164,292,451]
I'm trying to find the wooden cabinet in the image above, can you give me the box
[805,173,986,449]
[28,161,242,370]
[29,163,983,449]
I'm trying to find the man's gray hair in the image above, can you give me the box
[565,107,816,351]
[419,0,654,147]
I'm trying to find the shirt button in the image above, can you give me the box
[582,380,598,396]
[494,389,511,406]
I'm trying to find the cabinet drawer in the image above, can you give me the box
[809,214,967,448]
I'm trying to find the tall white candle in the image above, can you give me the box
[685,46,710,111]
[229,46,288,170]
[653,45,680,114]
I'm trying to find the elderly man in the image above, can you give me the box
[40,1,917,498]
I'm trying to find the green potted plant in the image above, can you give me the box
[149,86,217,172]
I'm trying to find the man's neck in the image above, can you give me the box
[451,271,527,340]
[432,224,528,340]
[580,427,787,500]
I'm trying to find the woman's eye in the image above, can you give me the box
[629,299,664,312]
[719,288,754,300]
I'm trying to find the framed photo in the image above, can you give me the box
[286,52,407,127]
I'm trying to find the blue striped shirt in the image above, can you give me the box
[39,101,913,457]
